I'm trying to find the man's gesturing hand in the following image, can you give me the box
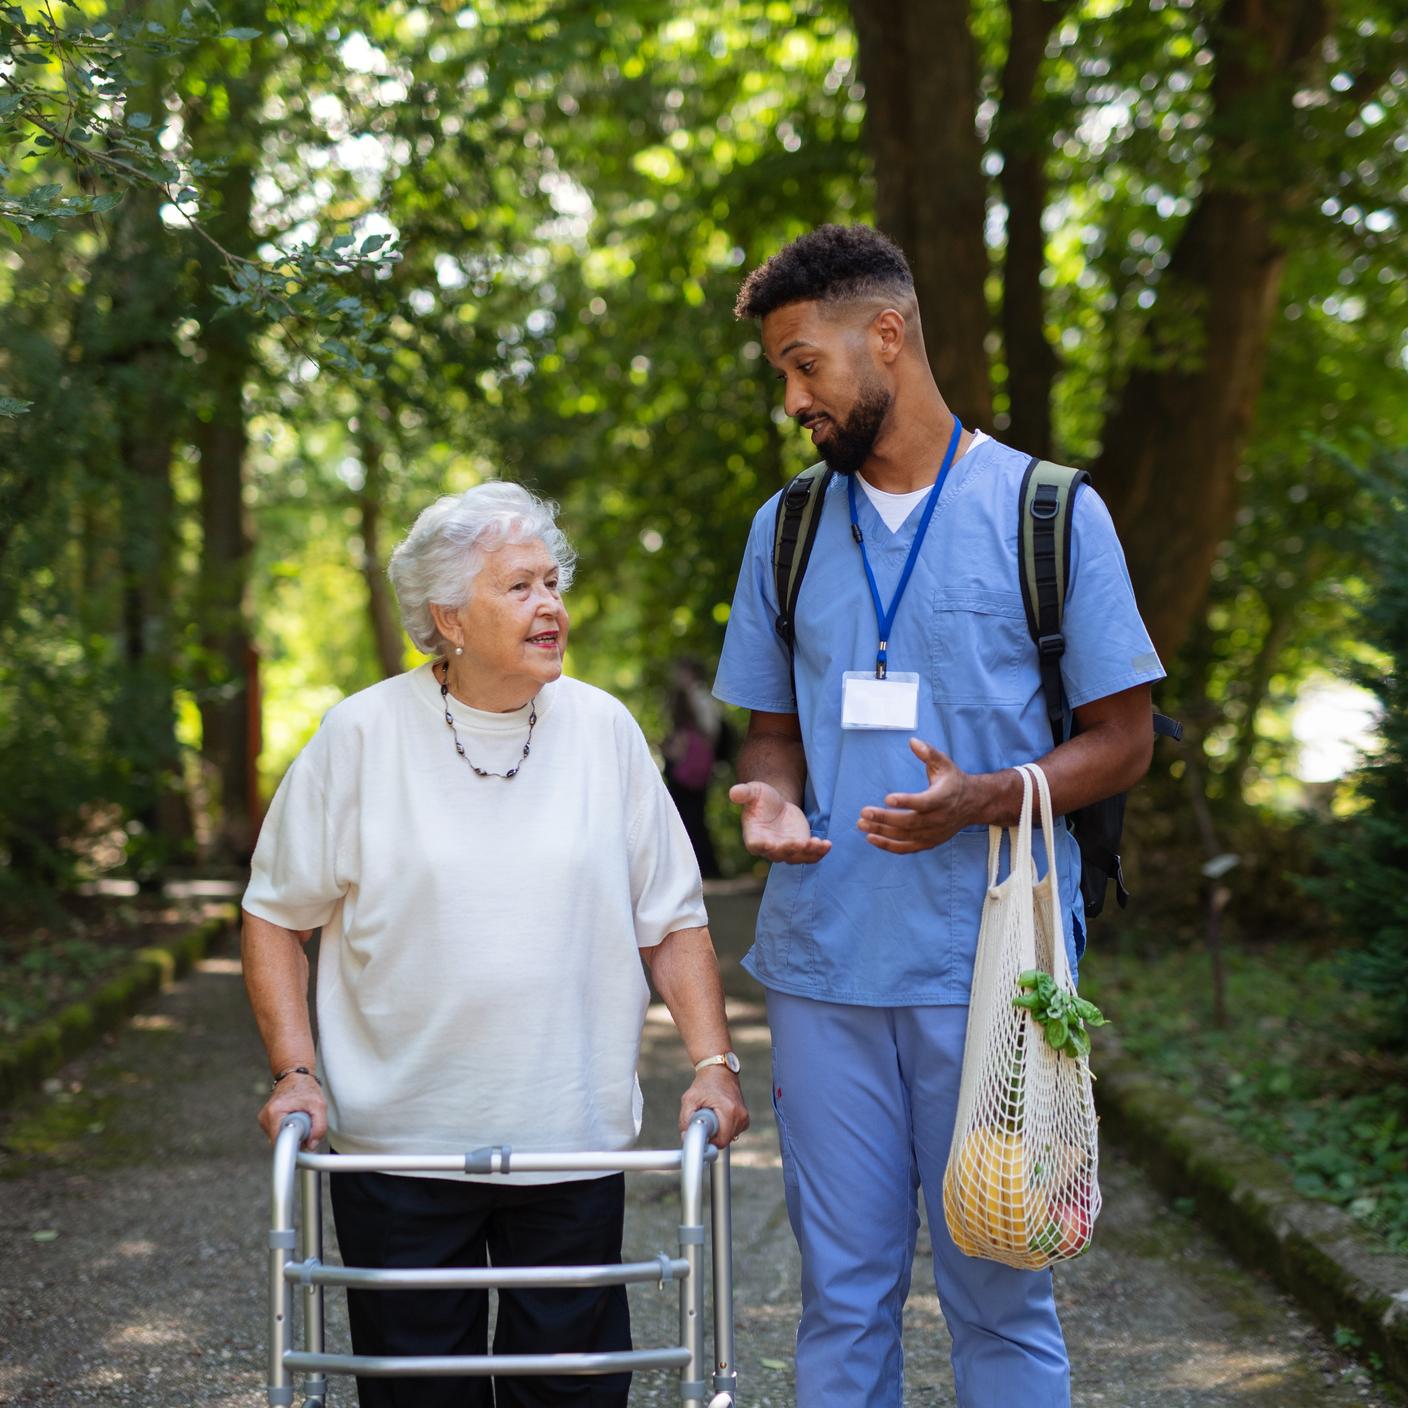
[857,738,975,853]
[729,780,831,864]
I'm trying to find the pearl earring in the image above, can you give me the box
[454,646,464,656]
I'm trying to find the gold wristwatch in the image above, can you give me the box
[693,1052,741,1074]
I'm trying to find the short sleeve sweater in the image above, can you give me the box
[242,664,707,1182]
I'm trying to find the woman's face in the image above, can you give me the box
[445,539,569,704]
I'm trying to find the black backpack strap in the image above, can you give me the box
[1018,457,1090,748]
[1153,712,1183,741]
[772,461,833,674]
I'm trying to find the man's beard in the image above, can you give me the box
[808,381,892,476]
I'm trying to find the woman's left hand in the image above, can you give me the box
[679,1066,750,1148]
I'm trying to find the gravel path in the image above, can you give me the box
[0,886,1398,1406]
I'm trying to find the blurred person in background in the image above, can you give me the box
[662,657,723,879]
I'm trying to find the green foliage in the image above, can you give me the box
[0,0,396,393]
[1309,451,1408,1045]
[1083,939,1408,1254]
[2,0,1404,906]
[0,931,123,1043]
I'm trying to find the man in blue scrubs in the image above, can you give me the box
[713,225,1165,1406]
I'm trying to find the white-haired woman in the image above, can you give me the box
[241,481,748,1408]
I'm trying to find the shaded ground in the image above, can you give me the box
[0,883,1398,1406]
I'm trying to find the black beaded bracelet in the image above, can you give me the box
[271,1065,321,1090]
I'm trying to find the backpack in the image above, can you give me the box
[770,455,1181,920]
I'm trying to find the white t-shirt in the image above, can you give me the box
[242,664,706,1182]
[860,429,992,531]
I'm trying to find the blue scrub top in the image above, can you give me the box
[713,436,1166,1006]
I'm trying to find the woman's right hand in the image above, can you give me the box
[729,780,831,864]
[258,1072,328,1150]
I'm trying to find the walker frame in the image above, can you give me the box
[266,1109,737,1407]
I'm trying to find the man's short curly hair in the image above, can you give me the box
[733,224,914,321]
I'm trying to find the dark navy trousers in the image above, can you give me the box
[329,1165,631,1408]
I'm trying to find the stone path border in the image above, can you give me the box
[0,912,234,1110]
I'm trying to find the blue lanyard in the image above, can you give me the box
[847,417,963,679]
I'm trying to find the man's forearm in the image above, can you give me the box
[737,730,809,808]
[964,719,1153,827]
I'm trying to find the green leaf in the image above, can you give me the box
[0,396,34,417]
[223,27,262,40]
[127,112,151,130]
[330,234,355,251]
[359,233,388,254]
[25,218,56,241]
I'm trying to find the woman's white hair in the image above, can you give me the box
[388,481,576,657]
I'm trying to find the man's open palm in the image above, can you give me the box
[729,781,831,864]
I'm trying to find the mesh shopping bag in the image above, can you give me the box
[942,763,1102,1269]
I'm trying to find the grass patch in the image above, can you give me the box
[0,932,133,1048]
[0,897,233,1064]
[1083,936,1408,1253]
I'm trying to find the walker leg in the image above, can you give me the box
[300,1165,328,1405]
[678,1117,710,1404]
[268,1116,308,1406]
[710,1146,738,1405]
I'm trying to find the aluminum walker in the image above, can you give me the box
[267,1109,738,1406]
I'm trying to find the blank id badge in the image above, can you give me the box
[841,671,920,730]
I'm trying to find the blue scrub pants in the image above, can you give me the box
[766,991,1070,1408]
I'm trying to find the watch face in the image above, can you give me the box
[725,1052,741,1073]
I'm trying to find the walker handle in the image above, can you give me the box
[690,1108,720,1141]
[279,1111,313,1146]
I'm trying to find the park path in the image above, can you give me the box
[0,884,1396,1407]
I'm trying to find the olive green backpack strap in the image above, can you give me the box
[1018,457,1090,749]
[772,461,834,692]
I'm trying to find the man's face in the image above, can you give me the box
[761,301,893,476]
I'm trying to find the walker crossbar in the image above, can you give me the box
[297,1148,712,1174]
[284,1257,691,1289]
[267,1111,738,1408]
[282,1348,691,1377]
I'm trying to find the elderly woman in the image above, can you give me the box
[241,481,748,1408]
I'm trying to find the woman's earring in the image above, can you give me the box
[454,646,464,656]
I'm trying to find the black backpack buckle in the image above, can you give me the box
[1037,631,1065,660]
[1031,485,1060,520]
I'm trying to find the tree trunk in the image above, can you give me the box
[104,24,193,874]
[190,25,267,864]
[850,0,993,428]
[358,424,406,679]
[995,0,1070,458]
[1096,0,1332,661]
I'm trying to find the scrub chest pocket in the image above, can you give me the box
[929,590,1030,705]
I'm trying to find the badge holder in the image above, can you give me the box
[841,671,920,730]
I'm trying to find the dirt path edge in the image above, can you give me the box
[1096,1026,1408,1391]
